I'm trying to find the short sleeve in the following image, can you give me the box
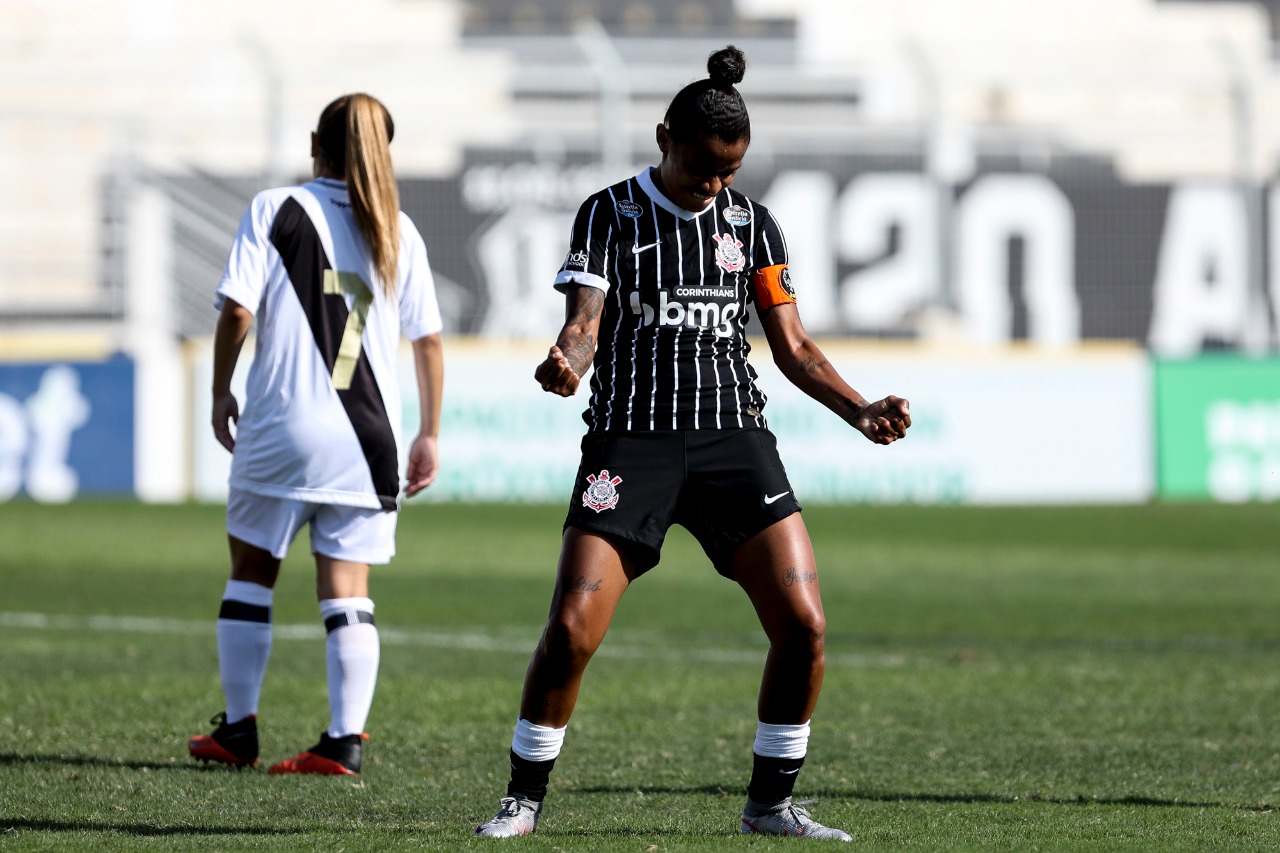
[397,214,444,341]
[752,206,790,270]
[553,195,613,293]
[215,193,276,315]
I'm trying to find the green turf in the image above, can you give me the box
[1,500,1278,850]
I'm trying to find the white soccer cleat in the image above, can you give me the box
[475,796,543,837]
[740,797,852,841]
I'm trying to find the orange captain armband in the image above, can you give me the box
[751,264,797,309]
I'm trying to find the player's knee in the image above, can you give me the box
[230,557,280,588]
[539,614,600,666]
[772,611,826,662]
[799,617,826,661]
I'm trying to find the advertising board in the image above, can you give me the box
[189,342,1152,505]
[0,358,134,502]
[1155,357,1280,502]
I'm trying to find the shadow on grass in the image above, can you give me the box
[2,818,296,837]
[570,784,1275,812]
[0,752,210,772]
[550,827,723,838]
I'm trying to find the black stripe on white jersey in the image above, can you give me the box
[269,198,399,510]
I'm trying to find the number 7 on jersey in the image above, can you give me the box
[323,270,373,391]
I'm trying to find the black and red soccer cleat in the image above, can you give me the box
[188,712,259,768]
[268,732,367,776]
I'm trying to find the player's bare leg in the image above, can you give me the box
[229,535,282,588]
[477,528,637,837]
[314,555,370,600]
[734,513,826,724]
[732,513,851,841]
[520,527,637,725]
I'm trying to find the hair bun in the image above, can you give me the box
[706,45,746,87]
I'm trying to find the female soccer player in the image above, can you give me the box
[475,47,910,839]
[188,93,444,776]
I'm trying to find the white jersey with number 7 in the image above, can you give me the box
[214,177,442,511]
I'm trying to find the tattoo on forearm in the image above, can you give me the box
[783,568,818,586]
[564,575,603,593]
[800,356,829,376]
[561,288,603,375]
[566,288,604,325]
[563,333,595,375]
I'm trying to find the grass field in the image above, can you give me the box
[1,500,1279,851]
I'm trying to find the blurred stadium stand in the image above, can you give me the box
[2,0,1279,350]
[1162,0,1280,44]
[459,0,795,37]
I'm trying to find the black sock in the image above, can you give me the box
[746,753,805,807]
[506,750,556,802]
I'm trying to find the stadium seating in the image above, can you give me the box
[3,0,1279,327]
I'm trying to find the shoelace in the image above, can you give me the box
[780,804,810,824]
[497,798,526,819]
[790,799,819,817]
[771,800,821,827]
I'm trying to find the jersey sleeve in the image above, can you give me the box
[215,192,277,315]
[553,195,613,293]
[750,207,795,309]
[397,214,444,341]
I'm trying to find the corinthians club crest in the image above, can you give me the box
[712,232,746,272]
[583,469,623,513]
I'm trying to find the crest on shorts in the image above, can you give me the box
[583,469,623,513]
[723,204,752,227]
[712,232,746,272]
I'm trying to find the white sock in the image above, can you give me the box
[320,597,379,738]
[217,579,274,723]
[511,717,566,762]
[753,720,811,759]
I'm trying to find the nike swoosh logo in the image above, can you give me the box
[779,768,800,775]
[764,491,790,505]
[632,242,660,254]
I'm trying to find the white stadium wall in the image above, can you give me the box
[186,340,1153,506]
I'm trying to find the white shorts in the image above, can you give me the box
[226,488,399,564]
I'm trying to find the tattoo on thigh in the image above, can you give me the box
[783,567,818,587]
[564,575,603,593]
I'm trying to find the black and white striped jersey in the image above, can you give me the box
[554,167,795,433]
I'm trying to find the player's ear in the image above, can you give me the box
[656,123,671,156]
[310,132,320,158]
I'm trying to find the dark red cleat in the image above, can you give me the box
[269,732,367,775]
[189,712,258,768]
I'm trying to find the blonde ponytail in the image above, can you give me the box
[345,94,400,297]
[315,93,401,297]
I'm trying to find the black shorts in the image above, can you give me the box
[563,428,802,578]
